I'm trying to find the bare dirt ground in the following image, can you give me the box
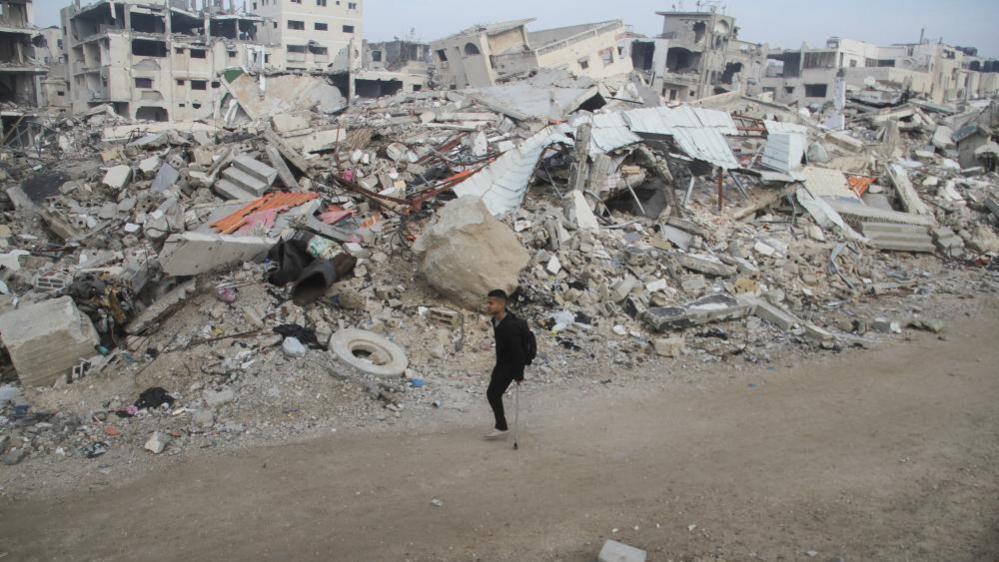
[1,298,998,562]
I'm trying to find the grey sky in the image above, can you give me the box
[31,0,999,58]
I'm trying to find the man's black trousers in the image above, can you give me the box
[487,371,515,431]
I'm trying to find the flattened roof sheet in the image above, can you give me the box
[571,112,642,157]
[622,106,739,169]
[453,125,574,216]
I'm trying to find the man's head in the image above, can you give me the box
[486,289,508,317]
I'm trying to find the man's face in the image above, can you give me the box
[486,296,505,316]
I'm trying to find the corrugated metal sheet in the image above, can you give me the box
[762,132,806,175]
[453,125,574,216]
[622,106,739,169]
[572,112,642,156]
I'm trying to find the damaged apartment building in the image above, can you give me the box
[762,36,999,108]
[351,39,429,98]
[629,9,768,103]
[252,0,362,72]
[429,18,632,89]
[60,0,268,122]
[0,0,48,138]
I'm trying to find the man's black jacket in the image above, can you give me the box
[492,312,527,382]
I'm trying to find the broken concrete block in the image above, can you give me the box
[265,145,300,190]
[158,232,275,277]
[568,190,600,231]
[138,155,161,177]
[861,222,935,253]
[653,336,685,358]
[872,317,901,334]
[413,197,530,310]
[661,225,693,251]
[232,154,278,186]
[546,255,562,275]
[144,431,170,454]
[385,142,410,162]
[102,165,132,190]
[214,179,258,201]
[739,295,799,331]
[272,113,312,134]
[932,125,956,151]
[152,164,180,192]
[0,297,100,387]
[611,276,640,303]
[222,166,269,197]
[642,293,752,332]
[598,539,647,562]
[675,253,736,277]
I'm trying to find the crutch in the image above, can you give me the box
[513,382,520,450]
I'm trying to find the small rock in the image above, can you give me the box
[2,447,28,465]
[144,431,170,454]
[653,337,685,358]
[203,388,235,408]
[192,409,215,427]
[282,337,307,357]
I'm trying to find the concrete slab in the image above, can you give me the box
[158,232,276,277]
[232,155,278,186]
[642,293,751,332]
[0,297,100,387]
[222,166,269,196]
[126,280,197,335]
[213,179,258,201]
[152,164,180,192]
[102,165,132,190]
[265,145,300,190]
[675,253,736,277]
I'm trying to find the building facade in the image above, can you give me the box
[0,0,46,109]
[38,25,70,112]
[430,19,632,90]
[61,0,268,122]
[762,37,999,107]
[252,0,362,71]
[649,10,768,102]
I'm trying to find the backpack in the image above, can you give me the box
[521,320,537,366]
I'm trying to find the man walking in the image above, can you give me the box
[484,289,526,440]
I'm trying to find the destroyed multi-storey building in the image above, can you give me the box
[60,0,269,122]
[252,0,362,72]
[762,36,999,107]
[37,25,69,112]
[658,10,767,101]
[629,9,768,103]
[0,0,46,108]
[343,39,429,98]
[429,18,632,89]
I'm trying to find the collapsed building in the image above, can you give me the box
[763,36,999,108]
[0,0,48,142]
[0,4,997,473]
[429,18,632,89]
[350,39,429,98]
[629,10,768,103]
[60,0,268,122]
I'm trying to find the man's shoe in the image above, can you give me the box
[484,429,509,440]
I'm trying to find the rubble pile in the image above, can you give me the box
[0,67,997,473]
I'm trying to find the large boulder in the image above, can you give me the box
[414,197,530,310]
